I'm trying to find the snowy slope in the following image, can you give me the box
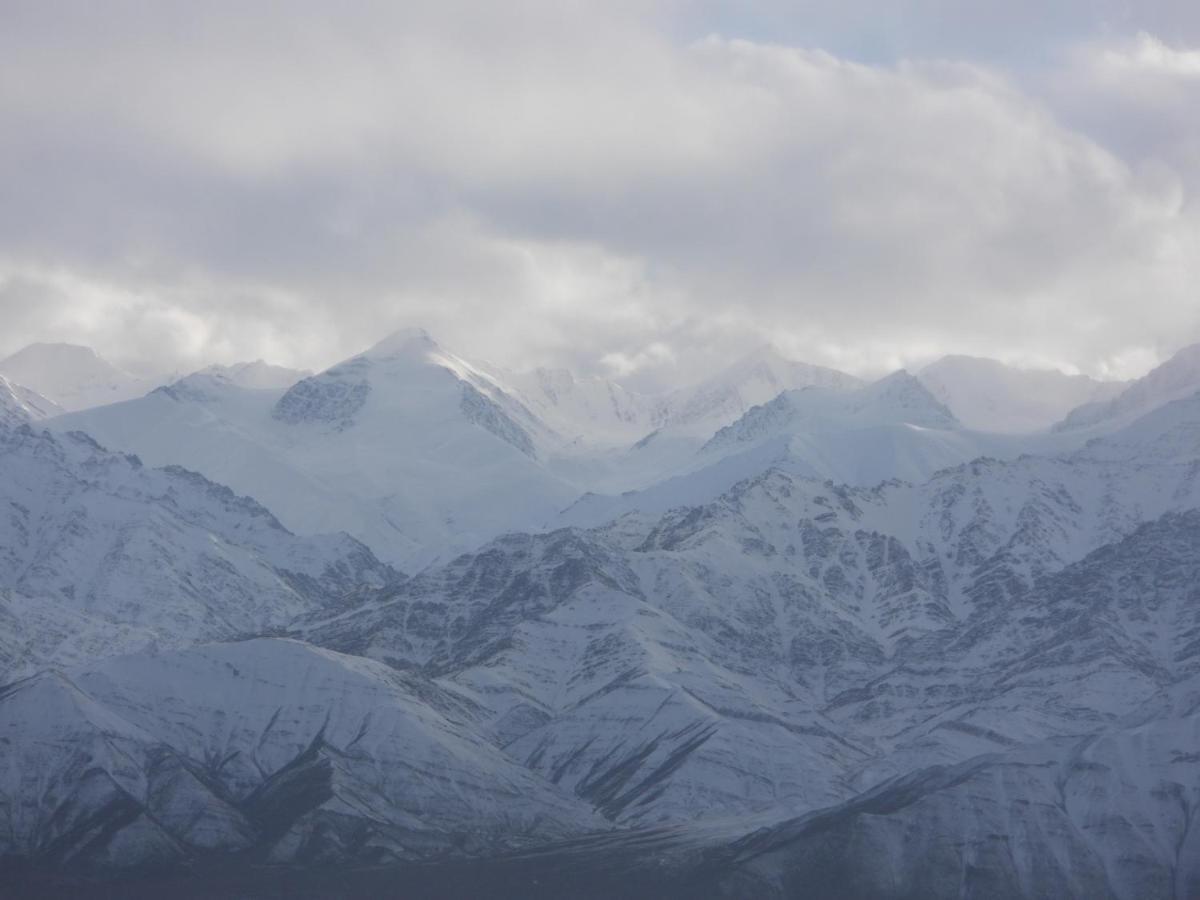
[1057,342,1200,432]
[504,366,659,445]
[0,374,62,427]
[0,422,395,678]
[1072,389,1200,464]
[918,354,1124,433]
[0,638,598,871]
[0,343,166,412]
[51,330,580,568]
[722,678,1200,900]
[0,590,161,682]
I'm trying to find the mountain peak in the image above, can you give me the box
[848,369,959,428]
[0,341,121,379]
[364,327,439,360]
[722,342,827,378]
[2,341,106,364]
[864,368,922,395]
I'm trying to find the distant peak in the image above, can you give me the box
[2,341,105,365]
[749,340,785,357]
[21,341,98,354]
[861,369,960,427]
[872,368,917,384]
[363,327,439,359]
[921,354,1006,373]
[729,341,789,367]
[865,369,940,398]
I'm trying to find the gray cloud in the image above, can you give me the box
[1,1,1199,385]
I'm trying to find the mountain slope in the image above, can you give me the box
[919,355,1124,433]
[503,367,659,445]
[0,374,61,427]
[0,422,395,678]
[1057,343,1200,432]
[6,505,1200,890]
[0,639,598,872]
[722,679,1200,900]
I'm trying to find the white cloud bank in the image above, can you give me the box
[0,2,1198,384]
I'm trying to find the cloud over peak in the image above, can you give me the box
[1,2,1198,385]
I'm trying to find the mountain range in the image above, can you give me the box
[2,333,1199,898]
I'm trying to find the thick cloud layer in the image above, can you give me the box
[1,1,1198,384]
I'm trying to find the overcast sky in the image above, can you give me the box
[2,1,1199,386]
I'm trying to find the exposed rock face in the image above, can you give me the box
[459,383,537,457]
[272,359,372,430]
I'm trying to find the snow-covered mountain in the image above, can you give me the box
[276,472,1200,897]
[562,370,1080,528]
[6,493,1200,892]
[0,421,395,679]
[0,343,167,412]
[296,428,1200,830]
[1057,342,1200,432]
[918,354,1124,433]
[702,370,959,451]
[6,329,1200,896]
[50,330,578,568]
